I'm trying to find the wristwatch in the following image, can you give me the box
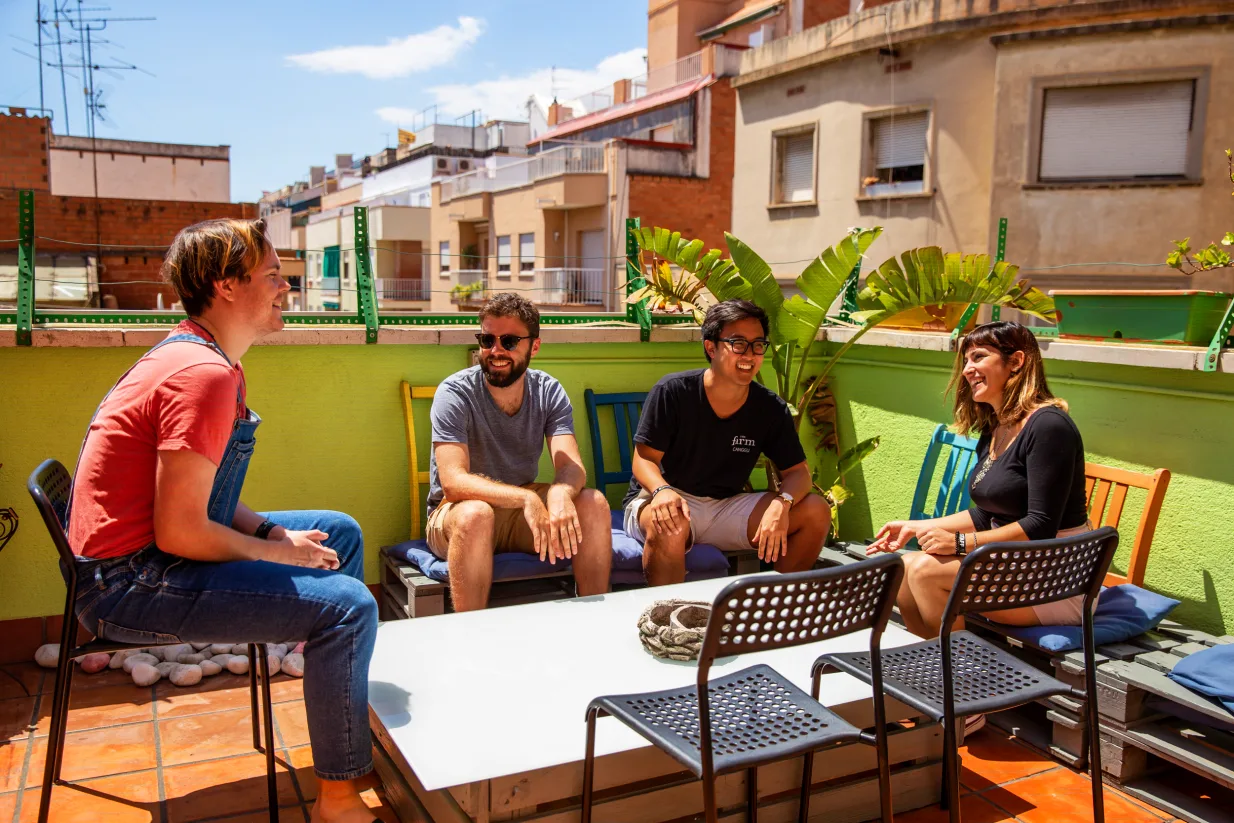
[776,491,794,507]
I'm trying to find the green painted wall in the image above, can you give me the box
[2,339,1233,634]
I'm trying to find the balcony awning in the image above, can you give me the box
[697,0,783,41]
[528,76,712,147]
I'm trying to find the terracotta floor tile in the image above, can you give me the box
[211,809,309,823]
[287,746,316,801]
[17,769,160,822]
[33,684,153,736]
[892,791,1020,822]
[1006,767,1164,823]
[155,675,255,720]
[0,665,45,700]
[67,666,147,692]
[25,722,157,786]
[361,787,400,823]
[960,728,1057,792]
[273,702,309,749]
[0,791,16,821]
[269,675,304,704]
[159,707,264,767]
[0,740,31,793]
[162,752,300,822]
[0,697,37,742]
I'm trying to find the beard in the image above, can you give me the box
[480,352,530,388]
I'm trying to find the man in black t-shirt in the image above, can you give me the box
[624,299,831,585]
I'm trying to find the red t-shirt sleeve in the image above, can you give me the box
[150,363,240,466]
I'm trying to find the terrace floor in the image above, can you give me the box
[0,660,1188,823]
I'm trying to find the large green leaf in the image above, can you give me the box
[813,435,880,491]
[853,248,1056,325]
[795,227,882,312]
[777,295,827,348]
[724,232,782,321]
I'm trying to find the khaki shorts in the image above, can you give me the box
[1028,521,1095,625]
[426,483,551,559]
[623,489,765,553]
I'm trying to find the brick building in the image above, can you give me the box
[0,108,255,310]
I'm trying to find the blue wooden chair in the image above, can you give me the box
[583,389,732,584]
[910,424,980,521]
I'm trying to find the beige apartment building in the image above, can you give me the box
[730,0,1234,299]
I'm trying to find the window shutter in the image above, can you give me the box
[519,233,535,270]
[779,132,814,203]
[874,112,928,169]
[497,236,511,267]
[1040,80,1193,180]
[439,241,450,271]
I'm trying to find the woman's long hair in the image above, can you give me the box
[948,321,1066,435]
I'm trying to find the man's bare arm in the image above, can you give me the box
[546,433,587,497]
[435,442,540,508]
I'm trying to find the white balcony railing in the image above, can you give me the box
[440,145,607,203]
[375,278,429,302]
[644,50,704,95]
[534,268,606,306]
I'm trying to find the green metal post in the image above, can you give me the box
[952,217,1007,345]
[352,206,379,344]
[1203,296,1234,373]
[16,190,35,347]
[625,217,651,342]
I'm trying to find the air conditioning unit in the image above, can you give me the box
[457,159,473,172]
[435,157,450,172]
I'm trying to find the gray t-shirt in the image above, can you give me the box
[427,366,575,512]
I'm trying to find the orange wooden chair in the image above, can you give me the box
[1082,463,1170,588]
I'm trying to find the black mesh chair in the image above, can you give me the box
[817,527,1120,823]
[581,555,904,823]
[27,459,279,823]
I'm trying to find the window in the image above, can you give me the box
[771,127,815,205]
[439,240,450,275]
[497,235,511,275]
[1038,80,1195,182]
[519,233,535,273]
[865,110,929,197]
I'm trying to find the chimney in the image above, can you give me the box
[309,166,326,186]
[335,154,353,172]
[612,78,632,105]
[547,100,574,127]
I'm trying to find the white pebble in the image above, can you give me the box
[109,649,141,669]
[210,643,233,655]
[267,643,288,659]
[229,644,248,656]
[265,655,283,676]
[179,653,208,665]
[226,655,250,675]
[161,644,194,664]
[77,652,110,674]
[190,643,211,651]
[210,653,235,668]
[281,652,304,678]
[169,664,203,687]
[142,647,164,661]
[122,653,160,673]
[155,661,179,677]
[199,659,222,676]
[130,662,161,686]
[34,644,59,668]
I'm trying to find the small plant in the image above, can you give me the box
[1167,149,1234,274]
[450,281,486,301]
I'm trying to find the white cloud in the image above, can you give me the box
[285,17,485,79]
[375,47,648,124]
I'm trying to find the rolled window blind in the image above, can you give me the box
[779,132,814,203]
[874,111,928,169]
[497,236,512,267]
[1040,80,1193,180]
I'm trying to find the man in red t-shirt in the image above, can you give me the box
[63,218,378,823]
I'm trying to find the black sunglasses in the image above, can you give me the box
[718,337,770,355]
[475,333,533,351]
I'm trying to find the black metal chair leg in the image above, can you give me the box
[797,751,814,823]
[581,707,599,823]
[255,645,279,823]
[1085,689,1106,821]
[942,716,960,823]
[872,723,894,822]
[51,662,75,782]
[747,766,758,823]
[248,642,262,752]
[38,627,74,823]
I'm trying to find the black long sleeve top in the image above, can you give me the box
[967,406,1089,540]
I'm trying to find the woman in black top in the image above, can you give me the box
[868,321,1090,639]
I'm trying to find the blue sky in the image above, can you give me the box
[0,1,648,202]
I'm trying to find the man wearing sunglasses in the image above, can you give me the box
[623,299,831,585]
[426,293,612,610]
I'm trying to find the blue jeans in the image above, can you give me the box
[75,510,376,780]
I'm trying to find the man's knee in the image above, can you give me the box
[644,526,689,558]
[791,494,831,532]
[451,500,495,533]
[320,512,363,549]
[320,574,378,626]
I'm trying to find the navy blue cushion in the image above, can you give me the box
[383,540,570,583]
[998,584,1180,652]
[1168,646,1234,715]
[608,510,729,584]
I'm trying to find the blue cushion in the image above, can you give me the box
[1168,646,1234,715]
[383,540,571,583]
[998,584,1180,652]
[607,510,730,584]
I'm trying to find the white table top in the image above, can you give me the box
[368,573,920,791]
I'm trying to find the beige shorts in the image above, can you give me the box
[426,483,551,559]
[1029,522,1095,626]
[623,489,765,553]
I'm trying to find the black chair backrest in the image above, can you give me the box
[699,554,904,680]
[27,459,78,571]
[941,526,1119,628]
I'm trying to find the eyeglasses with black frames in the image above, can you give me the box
[475,333,533,351]
[718,337,770,356]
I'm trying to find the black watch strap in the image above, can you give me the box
[650,484,673,500]
[254,520,279,540]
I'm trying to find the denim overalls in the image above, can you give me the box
[67,324,375,780]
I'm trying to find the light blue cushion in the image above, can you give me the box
[383,540,571,583]
[998,584,1180,652]
[1168,645,1234,715]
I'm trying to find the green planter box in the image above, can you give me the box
[1050,290,1233,345]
